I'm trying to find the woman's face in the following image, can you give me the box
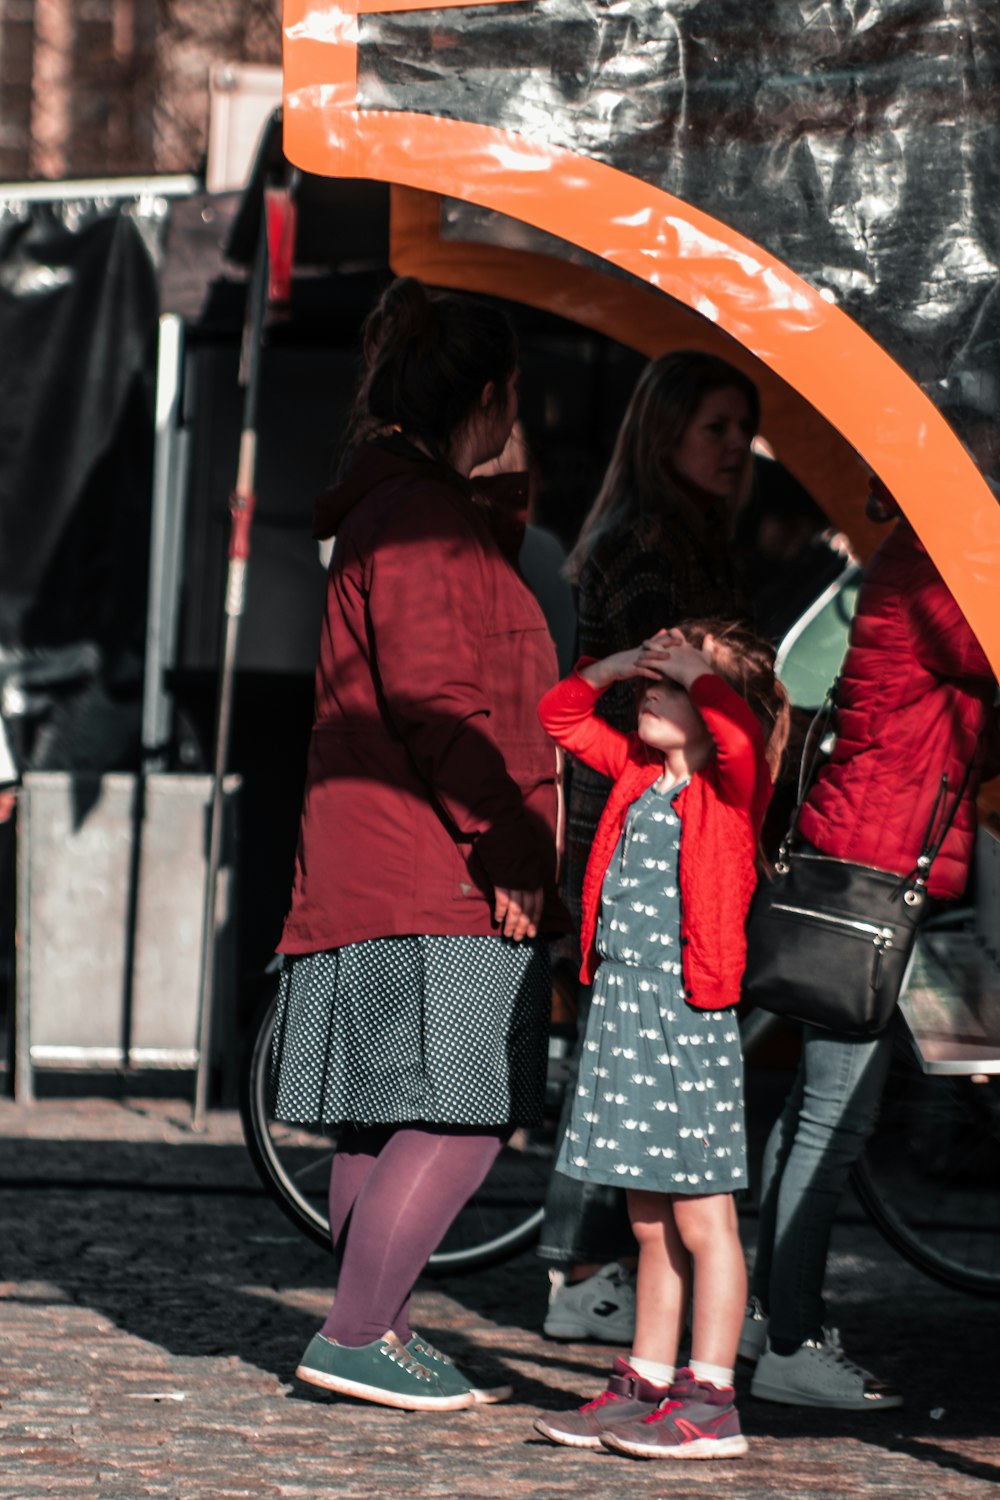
[670,386,755,504]
[464,370,519,473]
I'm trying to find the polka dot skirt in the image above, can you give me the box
[268,935,551,1128]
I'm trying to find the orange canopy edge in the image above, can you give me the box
[282,0,1000,677]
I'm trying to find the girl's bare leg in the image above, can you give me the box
[673,1192,746,1370]
[626,1188,690,1367]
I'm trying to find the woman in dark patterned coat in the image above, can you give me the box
[539,350,760,1335]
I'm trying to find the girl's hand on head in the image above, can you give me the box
[578,647,661,691]
[493,885,544,941]
[639,630,716,688]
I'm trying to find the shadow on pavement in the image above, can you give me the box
[2,1128,999,1489]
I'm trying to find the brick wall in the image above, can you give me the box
[0,0,280,181]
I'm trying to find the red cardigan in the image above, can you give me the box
[539,665,773,1009]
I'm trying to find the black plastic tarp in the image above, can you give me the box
[0,201,161,650]
[357,0,1000,416]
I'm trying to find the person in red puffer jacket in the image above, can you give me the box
[532,620,789,1460]
[743,479,998,1413]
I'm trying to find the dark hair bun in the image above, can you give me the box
[363,276,436,367]
[346,276,517,462]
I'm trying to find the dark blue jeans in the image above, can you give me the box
[536,983,635,1265]
[749,1018,897,1344]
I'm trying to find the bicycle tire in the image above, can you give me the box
[739,996,1000,1300]
[238,985,557,1275]
[849,1031,1000,1299]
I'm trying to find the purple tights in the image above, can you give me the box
[320,1123,505,1348]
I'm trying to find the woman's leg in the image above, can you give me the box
[327,1123,393,1260]
[749,1063,806,1308]
[673,1193,747,1372]
[320,1125,505,1347]
[763,1022,896,1346]
[626,1189,690,1368]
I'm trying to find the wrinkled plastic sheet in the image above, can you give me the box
[0,198,161,642]
[357,0,1000,421]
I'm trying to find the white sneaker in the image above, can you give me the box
[736,1296,769,1365]
[750,1327,903,1411]
[542,1262,637,1343]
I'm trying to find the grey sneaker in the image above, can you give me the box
[750,1328,903,1411]
[736,1296,768,1365]
[296,1330,475,1411]
[533,1357,670,1448]
[406,1333,512,1405]
[600,1369,749,1460]
[543,1261,636,1342]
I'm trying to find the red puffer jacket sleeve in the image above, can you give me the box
[368,488,544,891]
[907,574,994,682]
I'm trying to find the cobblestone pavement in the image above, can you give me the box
[0,1096,998,1499]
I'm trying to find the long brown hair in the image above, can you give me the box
[678,617,790,779]
[565,350,760,582]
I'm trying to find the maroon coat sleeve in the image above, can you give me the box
[367,488,543,890]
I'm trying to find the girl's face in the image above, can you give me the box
[670,386,754,504]
[636,679,712,757]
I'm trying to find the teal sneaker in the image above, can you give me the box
[296,1330,476,1411]
[407,1332,512,1405]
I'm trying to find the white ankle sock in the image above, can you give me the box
[628,1355,675,1386]
[689,1359,734,1389]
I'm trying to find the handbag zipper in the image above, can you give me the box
[770,905,895,992]
[771,904,894,944]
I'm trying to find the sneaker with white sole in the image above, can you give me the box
[542,1261,636,1343]
[532,1356,670,1448]
[600,1369,749,1460]
[736,1296,768,1365]
[405,1333,512,1405]
[750,1328,903,1411]
[296,1330,476,1411]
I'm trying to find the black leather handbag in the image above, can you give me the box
[743,694,969,1037]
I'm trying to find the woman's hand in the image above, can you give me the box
[494,885,544,941]
[639,628,717,689]
[578,646,663,692]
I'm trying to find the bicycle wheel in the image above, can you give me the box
[239,985,565,1275]
[851,1030,1000,1299]
[738,967,1000,1299]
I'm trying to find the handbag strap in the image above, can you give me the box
[897,755,975,902]
[779,684,837,856]
[781,680,977,902]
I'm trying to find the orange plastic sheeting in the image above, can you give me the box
[357,0,522,10]
[282,0,1000,674]
[390,186,883,557]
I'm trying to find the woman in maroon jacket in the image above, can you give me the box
[271,278,564,1412]
[740,483,998,1411]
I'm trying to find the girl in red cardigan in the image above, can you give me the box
[533,620,788,1461]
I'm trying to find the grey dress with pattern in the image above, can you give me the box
[555,781,748,1194]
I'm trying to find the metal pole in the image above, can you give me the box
[192,209,269,1130]
[142,313,187,770]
